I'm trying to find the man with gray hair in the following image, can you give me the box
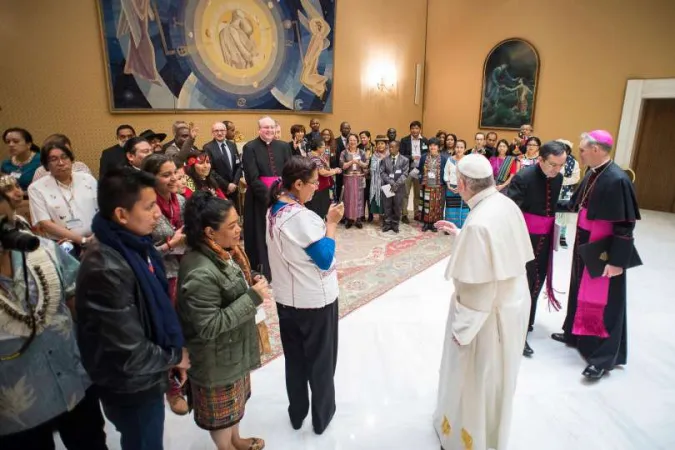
[552,130,641,381]
[241,116,292,279]
[433,154,533,450]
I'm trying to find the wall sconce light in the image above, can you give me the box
[376,76,392,92]
[366,61,397,94]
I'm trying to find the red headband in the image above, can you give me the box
[186,154,210,167]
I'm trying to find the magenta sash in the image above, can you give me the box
[260,176,280,189]
[523,212,554,234]
[523,213,560,310]
[572,208,613,337]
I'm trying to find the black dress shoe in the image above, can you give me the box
[367,214,374,223]
[582,364,606,380]
[355,220,363,229]
[382,225,391,232]
[560,236,568,249]
[339,218,346,224]
[345,221,353,229]
[528,325,534,332]
[401,216,410,224]
[393,228,400,234]
[551,333,574,346]
[523,341,534,357]
[430,225,437,233]
[290,417,304,430]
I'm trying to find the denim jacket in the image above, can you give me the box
[0,239,90,436]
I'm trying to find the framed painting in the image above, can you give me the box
[479,38,539,130]
[97,0,336,112]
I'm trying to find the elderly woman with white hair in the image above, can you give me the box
[555,139,580,248]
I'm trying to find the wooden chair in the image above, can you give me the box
[624,167,636,183]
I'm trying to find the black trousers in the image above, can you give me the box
[0,388,107,450]
[277,300,339,434]
[383,188,404,229]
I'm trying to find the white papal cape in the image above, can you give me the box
[434,187,534,450]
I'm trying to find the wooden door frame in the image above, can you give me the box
[616,78,675,168]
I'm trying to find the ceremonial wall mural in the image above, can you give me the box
[98,0,336,112]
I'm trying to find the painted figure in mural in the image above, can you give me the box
[298,0,331,98]
[503,78,533,114]
[117,0,161,83]
[219,9,259,70]
[485,63,518,107]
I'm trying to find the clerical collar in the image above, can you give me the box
[591,159,612,173]
[260,137,273,145]
[467,186,498,209]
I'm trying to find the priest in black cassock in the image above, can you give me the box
[553,130,640,380]
[507,141,566,357]
[242,116,292,280]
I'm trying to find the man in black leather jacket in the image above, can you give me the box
[76,168,190,450]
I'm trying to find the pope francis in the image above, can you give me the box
[433,154,533,450]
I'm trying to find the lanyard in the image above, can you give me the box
[53,177,77,220]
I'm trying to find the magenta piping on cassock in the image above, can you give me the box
[522,212,561,311]
[573,208,613,338]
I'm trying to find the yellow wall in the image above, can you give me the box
[3,0,675,170]
[422,0,675,150]
[0,0,428,172]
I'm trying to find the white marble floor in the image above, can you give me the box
[58,210,675,449]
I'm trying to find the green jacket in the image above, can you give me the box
[177,245,262,387]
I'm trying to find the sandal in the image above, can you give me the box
[248,438,265,450]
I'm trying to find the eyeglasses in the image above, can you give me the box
[542,159,564,169]
[527,143,539,147]
[306,179,320,186]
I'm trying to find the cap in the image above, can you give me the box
[587,130,613,147]
[457,154,493,179]
[374,134,389,142]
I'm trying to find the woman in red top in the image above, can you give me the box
[490,139,520,192]
[183,151,228,199]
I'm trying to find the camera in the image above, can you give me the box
[0,218,40,252]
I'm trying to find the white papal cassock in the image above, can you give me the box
[434,186,534,450]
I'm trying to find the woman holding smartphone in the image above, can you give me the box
[266,157,344,435]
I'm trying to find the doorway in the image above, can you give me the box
[632,98,675,212]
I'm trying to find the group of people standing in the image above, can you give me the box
[0,116,345,450]
[432,129,640,450]
[1,116,640,450]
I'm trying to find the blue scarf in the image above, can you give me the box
[92,213,184,351]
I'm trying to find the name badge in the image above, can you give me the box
[353,155,361,161]
[11,171,21,179]
[66,218,83,230]
[428,173,436,179]
[395,169,402,174]
[422,144,428,150]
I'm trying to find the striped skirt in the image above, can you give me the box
[418,185,445,224]
[445,187,468,227]
[191,375,251,431]
[343,175,365,220]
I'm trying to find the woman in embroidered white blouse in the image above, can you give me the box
[266,157,344,435]
[28,143,98,253]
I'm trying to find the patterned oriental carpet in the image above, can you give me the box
[259,222,453,365]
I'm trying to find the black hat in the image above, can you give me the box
[139,129,167,142]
